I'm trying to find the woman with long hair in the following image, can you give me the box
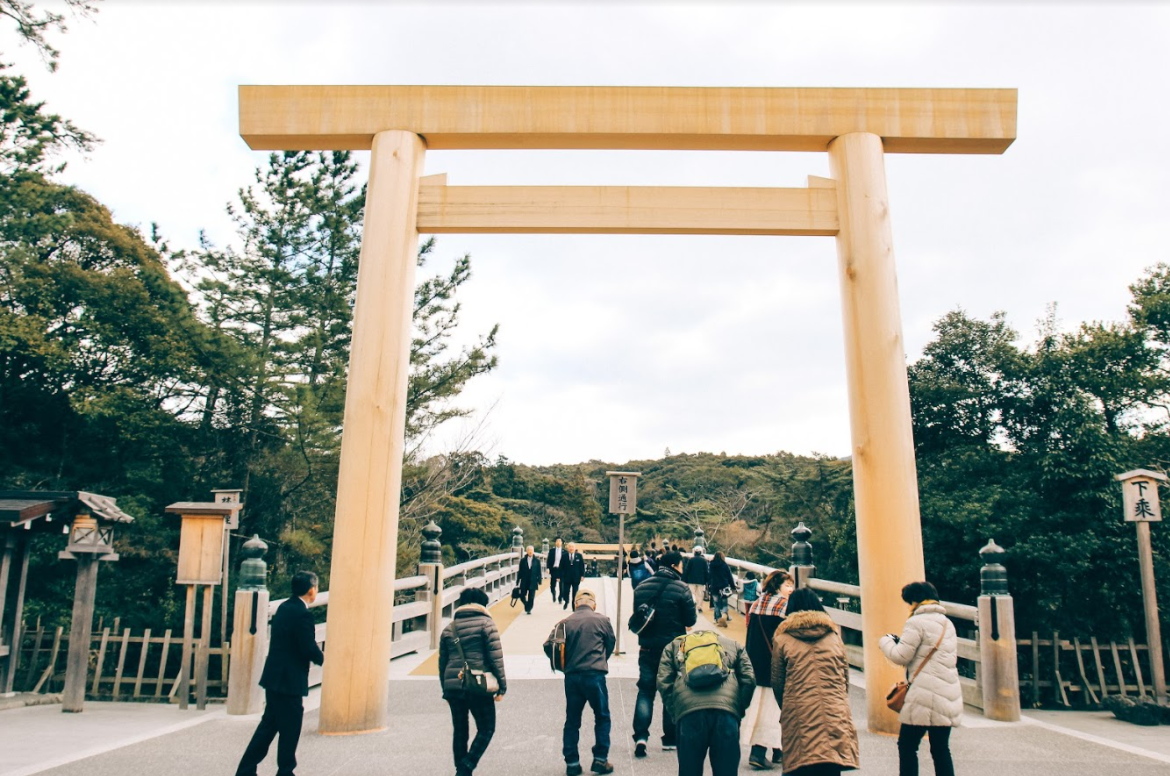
[771,588,859,776]
[879,581,962,776]
[740,570,794,770]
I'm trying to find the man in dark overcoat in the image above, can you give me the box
[518,545,543,614]
[560,542,587,610]
[548,538,567,602]
[235,570,325,776]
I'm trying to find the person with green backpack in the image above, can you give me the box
[656,628,755,776]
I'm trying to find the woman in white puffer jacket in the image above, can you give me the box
[878,581,962,776]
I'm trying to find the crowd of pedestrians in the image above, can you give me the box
[236,547,965,776]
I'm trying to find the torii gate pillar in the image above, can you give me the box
[318,130,425,734]
[830,132,926,732]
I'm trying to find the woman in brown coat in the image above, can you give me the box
[771,588,859,776]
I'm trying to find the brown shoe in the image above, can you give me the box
[590,762,614,774]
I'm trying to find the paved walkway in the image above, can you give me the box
[3,576,1169,776]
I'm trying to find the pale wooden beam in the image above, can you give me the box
[415,182,838,236]
[239,85,1017,154]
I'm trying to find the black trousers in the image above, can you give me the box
[897,724,954,776]
[559,575,579,606]
[236,690,304,776]
[521,585,537,612]
[549,570,562,599]
[448,693,497,772]
[787,765,843,776]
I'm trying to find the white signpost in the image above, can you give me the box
[607,471,640,655]
[1116,469,1166,703]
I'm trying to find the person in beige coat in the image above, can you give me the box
[770,588,859,776]
[878,581,962,776]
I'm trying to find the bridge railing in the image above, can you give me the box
[228,528,521,711]
[675,525,1018,721]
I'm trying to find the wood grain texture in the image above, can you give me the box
[239,85,1017,154]
[416,182,838,235]
[318,130,425,735]
[829,131,926,735]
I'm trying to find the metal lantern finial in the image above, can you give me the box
[979,538,1009,596]
[421,521,443,565]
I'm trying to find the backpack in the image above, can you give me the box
[681,631,730,689]
[548,622,568,673]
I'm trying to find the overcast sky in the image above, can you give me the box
[9,1,1170,465]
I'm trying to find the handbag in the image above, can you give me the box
[886,628,946,712]
[510,586,522,607]
[548,622,568,673]
[452,629,499,697]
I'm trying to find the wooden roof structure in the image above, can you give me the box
[0,491,135,530]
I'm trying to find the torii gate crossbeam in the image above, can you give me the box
[237,85,1017,736]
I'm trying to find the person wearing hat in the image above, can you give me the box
[544,589,617,775]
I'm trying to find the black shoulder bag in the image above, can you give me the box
[452,627,500,697]
[628,578,671,635]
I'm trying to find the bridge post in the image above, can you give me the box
[977,539,1020,721]
[789,522,816,589]
[418,522,445,651]
[692,527,707,551]
[227,535,269,715]
[512,526,524,556]
[319,129,426,735]
[829,131,926,734]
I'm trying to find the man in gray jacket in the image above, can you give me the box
[544,589,616,776]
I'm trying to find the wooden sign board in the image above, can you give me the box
[176,515,227,584]
[607,471,640,515]
[1120,474,1163,522]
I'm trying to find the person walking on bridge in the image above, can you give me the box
[879,581,961,776]
[770,587,859,776]
[741,570,794,769]
[683,547,710,611]
[560,542,586,609]
[630,550,696,757]
[548,538,567,602]
[235,570,324,776]
[439,587,508,776]
[657,627,755,776]
[518,545,542,615]
[544,589,617,775]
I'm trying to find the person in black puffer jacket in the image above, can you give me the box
[438,587,507,776]
[683,547,710,611]
[630,551,697,757]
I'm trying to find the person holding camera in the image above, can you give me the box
[879,581,961,776]
[439,587,508,776]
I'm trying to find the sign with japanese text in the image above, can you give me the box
[607,471,640,515]
[1120,472,1163,522]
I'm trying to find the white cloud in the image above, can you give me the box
[9,0,1170,464]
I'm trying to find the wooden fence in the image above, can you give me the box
[1018,631,1170,708]
[16,617,228,702]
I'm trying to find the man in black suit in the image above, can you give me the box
[518,545,542,614]
[547,538,566,602]
[560,542,587,610]
[236,570,325,776]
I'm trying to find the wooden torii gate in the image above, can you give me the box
[239,85,1017,735]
